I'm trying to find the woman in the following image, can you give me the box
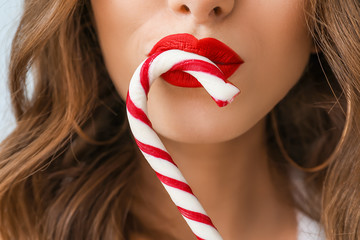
[0,0,359,239]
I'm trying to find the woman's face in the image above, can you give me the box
[91,0,313,143]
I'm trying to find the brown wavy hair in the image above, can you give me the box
[0,0,359,239]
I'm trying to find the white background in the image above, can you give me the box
[0,0,23,141]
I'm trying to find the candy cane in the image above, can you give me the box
[126,49,240,240]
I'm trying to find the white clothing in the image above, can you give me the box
[297,211,326,240]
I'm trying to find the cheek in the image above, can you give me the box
[238,0,313,119]
[90,0,164,98]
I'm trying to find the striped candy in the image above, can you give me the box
[126,49,240,240]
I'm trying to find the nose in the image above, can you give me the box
[168,0,235,24]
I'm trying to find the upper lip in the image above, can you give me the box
[148,33,244,69]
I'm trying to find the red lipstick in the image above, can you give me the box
[149,33,244,88]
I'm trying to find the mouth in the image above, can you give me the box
[148,33,244,88]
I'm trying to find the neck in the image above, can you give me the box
[132,118,297,239]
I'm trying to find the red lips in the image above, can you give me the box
[149,33,244,88]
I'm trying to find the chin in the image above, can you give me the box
[148,107,261,145]
[156,125,241,144]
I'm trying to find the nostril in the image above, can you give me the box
[213,7,222,16]
[180,4,191,14]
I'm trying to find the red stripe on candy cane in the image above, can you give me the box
[169,59,226,81]
[156,172,193,194]
[126,93,152,128]
[135,139,177,166]
[140,51,162,95]
[177,206,217,228]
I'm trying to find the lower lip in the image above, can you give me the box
[161,63,240,88]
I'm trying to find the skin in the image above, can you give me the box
[91,0,314,239]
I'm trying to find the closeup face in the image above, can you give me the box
[91,0,314,144]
